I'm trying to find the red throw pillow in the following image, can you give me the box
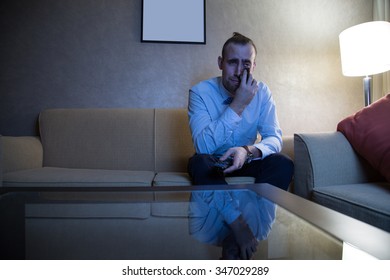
[337,94,390,182]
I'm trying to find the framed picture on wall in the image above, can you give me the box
[141,0,206,44]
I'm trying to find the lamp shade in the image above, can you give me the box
[339,21,390,77]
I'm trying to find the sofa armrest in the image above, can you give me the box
[1,136,43,174]
[293,132,382,199]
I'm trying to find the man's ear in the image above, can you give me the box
[218,56,223,70]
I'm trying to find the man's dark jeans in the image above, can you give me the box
[188,153,294,190]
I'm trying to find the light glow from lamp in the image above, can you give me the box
[339,21,390,106]
[339,21,390,77]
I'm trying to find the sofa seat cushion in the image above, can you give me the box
[153,172,192,186]
[313,183,390,231]
[225,176,256,185]
[3,167,155,187]
[153,172,256,186]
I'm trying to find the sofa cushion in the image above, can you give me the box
[225,176,256,185]
[313,183,390,232]
[39,109,155,171]
[1,136,43,173]
[3,167,155,187]
[337,94,390,182]
[154,109,195,172]
[281,135,294,160]
[153,172,255,186]
[153,172,192,186]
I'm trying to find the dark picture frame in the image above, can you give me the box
[141,0,206,44]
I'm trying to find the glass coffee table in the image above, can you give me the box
[1,183,389,260]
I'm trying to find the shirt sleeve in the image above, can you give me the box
[253,88,283,158]
[188,89,242,155]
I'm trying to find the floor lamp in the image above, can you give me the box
[339,21,390,106]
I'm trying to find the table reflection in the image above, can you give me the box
[188,190,276,259]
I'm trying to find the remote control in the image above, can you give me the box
[214,156,234,172]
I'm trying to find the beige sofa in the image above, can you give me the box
[0,108,294,259]
[1,108,293,187]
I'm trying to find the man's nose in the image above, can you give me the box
[235,65,244,75]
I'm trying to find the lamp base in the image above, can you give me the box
[363,76,372,106]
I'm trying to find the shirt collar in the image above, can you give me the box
[218,77,233,100]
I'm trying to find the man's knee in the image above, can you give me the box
[188,154,214,172]
[268,153,293,170]
[188,154,225,185]
[260,153,294,190]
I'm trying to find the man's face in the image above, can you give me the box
[218,43,256,95]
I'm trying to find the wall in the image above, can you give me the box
[0,0,372,136]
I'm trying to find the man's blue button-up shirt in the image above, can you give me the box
[188,77,283,158]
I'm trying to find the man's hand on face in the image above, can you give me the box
[219,146,248,174]
[229,70,259,116]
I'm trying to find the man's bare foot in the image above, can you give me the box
[229,215,258,259]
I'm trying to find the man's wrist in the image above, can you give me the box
[242,145,254,163]
[247,145,262,159]
[254,146,262,158]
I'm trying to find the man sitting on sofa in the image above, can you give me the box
[187,32,293,259]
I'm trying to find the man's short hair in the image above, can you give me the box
[221,32,257,58]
